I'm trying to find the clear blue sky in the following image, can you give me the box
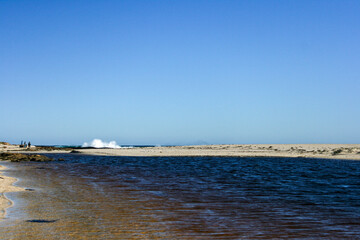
[1,0,359,145]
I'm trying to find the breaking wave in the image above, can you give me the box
[82,139,121,148]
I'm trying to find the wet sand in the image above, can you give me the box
[0,165,24,219]
[0,160,195,239]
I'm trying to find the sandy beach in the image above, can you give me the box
[4,143,359,160]
[73,144,360,160]
[0,165,24,219]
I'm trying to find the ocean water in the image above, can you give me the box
[1,155,360,239]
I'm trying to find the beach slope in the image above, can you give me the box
[0,165,24,219]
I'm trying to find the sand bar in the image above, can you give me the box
[3,143,360,160]
[72,144,360,160]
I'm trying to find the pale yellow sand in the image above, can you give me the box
[0,165,25,219]
[0,143,37,152]
[0,143,68,154]
[2,143,360,160]
[68,144,360,160]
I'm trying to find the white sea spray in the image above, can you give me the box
[82,139,121,148]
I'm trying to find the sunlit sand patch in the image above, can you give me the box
[0,165,25,219]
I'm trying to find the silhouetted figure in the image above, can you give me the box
[28,142,31,148]
[20,141,23,147]
[24,141,27,148]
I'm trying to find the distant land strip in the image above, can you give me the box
[1,142,360,160]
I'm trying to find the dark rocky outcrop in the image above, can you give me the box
[0,153,54,162]
[70,150,82,153]
[25,146,74,151]
[332,149,343,156]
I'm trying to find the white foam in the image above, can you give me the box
[82,139,121,148]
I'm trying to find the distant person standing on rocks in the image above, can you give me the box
[28,142,31,148]
[23,141,27,148]
[20,140,23,147]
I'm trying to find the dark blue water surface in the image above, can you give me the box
[5,155,360,239]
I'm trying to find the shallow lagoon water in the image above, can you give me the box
[1,155,360,239]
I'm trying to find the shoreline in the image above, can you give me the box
[1,144,360,238]
[72,144,360,160]
[0,165,24,219]
[1,144,358,225]
[2,144,360,160]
